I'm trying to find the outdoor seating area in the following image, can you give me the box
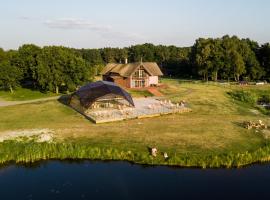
[86,98,191,123]
[69,81,191,123]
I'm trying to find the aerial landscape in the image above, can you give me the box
[1,0,270,199]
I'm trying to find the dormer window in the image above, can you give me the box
[134,66,146,78]
[139,68,144,78]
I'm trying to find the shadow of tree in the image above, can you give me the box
[232,121,245,128]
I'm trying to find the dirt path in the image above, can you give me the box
[147,88,164,97]
[0,96,60,107]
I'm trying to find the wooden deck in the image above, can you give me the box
[84,98,191,124]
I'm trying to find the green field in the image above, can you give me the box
[0,87,58,101]
[126,89,153,97]
[1,79,270,167]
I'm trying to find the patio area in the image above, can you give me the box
[85,98,191,123]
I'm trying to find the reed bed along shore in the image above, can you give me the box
[1,139,270,168]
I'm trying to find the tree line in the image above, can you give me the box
[0,35,270,93]
[0,45,92,93]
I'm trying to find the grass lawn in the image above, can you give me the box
[1,79,270,167]
[127,89,153,97]
[0,87,59,101]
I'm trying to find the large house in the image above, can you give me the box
[101,61,163,88]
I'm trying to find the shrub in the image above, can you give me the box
[258,94,270,105]
[228,90,257,104]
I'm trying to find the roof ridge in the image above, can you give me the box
[101,62,163,76]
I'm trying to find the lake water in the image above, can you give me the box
[0,160,270,200]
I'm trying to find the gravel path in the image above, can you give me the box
[0,96,60,107]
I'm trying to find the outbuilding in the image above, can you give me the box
[69,81,134,113]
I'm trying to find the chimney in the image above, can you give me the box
[125,58,128,64]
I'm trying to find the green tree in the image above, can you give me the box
[0,60,22,93]
[258,43,270,80]
[230,50,245,81]
[37,47,64,93]
[100,48,118,63]
[192,38,212,81]
[238,39,263,80]
[0,48,7,61]
[128,43,156,62]
[80,49,105,75]
[16,44,41,83]
[37,46,92,93]
[63,55,92,92]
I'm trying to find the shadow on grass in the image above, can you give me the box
[232,121,245,129]
[57,94,95,123]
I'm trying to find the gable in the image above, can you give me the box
[131,65,152,77]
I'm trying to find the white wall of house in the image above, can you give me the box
[149,76,159,85]
[130,78,135,88]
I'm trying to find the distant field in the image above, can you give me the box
[1,79,270,159]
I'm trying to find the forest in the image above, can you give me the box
[0,35,270,93]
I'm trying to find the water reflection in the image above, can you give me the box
[0,160,269,200]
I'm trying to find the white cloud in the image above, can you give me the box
[44,18,146,43]
[19,16,33,21]
[44,18,111,31]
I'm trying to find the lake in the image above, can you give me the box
[0,160,270,200]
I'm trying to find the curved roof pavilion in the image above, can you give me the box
[72,81,134,109]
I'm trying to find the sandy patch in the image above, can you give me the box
[261,129,270,139]
[250,109,260,115]
[0,129,55,143]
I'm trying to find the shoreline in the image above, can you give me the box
[2,157,270,170]
[1,140,270,169]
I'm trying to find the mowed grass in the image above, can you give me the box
[0,87,58,101]
[1,79,269,158]
[127,89,153,97]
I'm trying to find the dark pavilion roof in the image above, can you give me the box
[72,81,134,108]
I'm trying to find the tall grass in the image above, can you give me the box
[1,140,270,168]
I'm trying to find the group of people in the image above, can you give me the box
[151,147,169,160]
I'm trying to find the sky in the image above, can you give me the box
[0,0,269,49]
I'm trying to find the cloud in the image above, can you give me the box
[44,18,111,31]
[100,30,145,41]
[44,18,146,43]
[19,16,33,20]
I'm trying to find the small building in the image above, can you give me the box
[69,81,134,113]
[101,61,163,88]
